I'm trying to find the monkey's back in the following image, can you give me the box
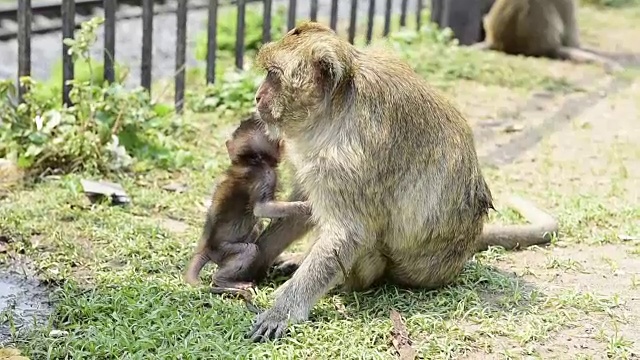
[202,172,263,258]
[321,51,494,289]
[484,0,565,56]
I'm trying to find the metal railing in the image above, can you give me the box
[14,0,426,113]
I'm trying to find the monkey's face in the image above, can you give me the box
[254,64,321,132]
[227,131,282,168]
[254,22,353,133]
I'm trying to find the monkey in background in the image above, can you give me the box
[184,113,311,295]
[472,0,622,72]
[245,21,558,341]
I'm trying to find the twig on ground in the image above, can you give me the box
[390,309,417,360]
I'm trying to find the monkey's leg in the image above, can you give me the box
[556,46,623,73]
[476,195,559,252]
[340,250,387,292]
[213,243,261,286]
[248,225,368,342]
[254,201,312,218]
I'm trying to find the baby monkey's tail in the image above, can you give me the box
[184,252,213,286]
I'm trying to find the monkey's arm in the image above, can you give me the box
[254,200,312,218]
[248,213,365,342]
[255,183,314,262]
[476,195,559,252]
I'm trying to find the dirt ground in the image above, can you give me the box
[445,56,640,357]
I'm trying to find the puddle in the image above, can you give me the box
[0,269,52,344]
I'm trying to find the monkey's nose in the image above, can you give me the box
[255,95,261,104]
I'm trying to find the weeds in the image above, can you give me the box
[0,18,194,178]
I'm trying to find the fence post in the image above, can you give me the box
[310,0,318,21]
[348,0,357,44]
[366,0,375,44]
[430,0,442,25]
[141,0,154,91]
[175,0,188,114]
[61,0,75,106]
[399,0,407,27]
[287,0,296,30]
[235,0,246,70]
[329,0,338,31]
[383,0,391,36]
[206,0,218,84]
[17,0,31,103]
[262,0,272,43]
[416,0,423,30]
[104,0,116,84]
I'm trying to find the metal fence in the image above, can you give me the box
[15,0,427,113]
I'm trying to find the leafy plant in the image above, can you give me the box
[186,69,263,114]
[0,17,194,177]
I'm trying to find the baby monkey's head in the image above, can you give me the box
[225,113,284,168]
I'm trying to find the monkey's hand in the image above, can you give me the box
[247,302,308,342]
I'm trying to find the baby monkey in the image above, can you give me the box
[184,113,311,299]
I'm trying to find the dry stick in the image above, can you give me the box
[390,309,417,360]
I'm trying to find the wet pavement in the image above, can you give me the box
[0,266,52,345]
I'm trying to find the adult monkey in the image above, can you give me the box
[472,0,622,72]
[248,21,558,342]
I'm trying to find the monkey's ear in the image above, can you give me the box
[311,46,353,90]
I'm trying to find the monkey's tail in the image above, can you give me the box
[477,195,559,252]
[184,252,212,286]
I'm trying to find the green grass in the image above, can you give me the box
[2,3,640,359]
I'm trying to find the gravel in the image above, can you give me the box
[0,0,420,87]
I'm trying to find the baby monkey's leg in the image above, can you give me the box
[211,243,260,288]
[210,243,263,313]
[253,201,312,218]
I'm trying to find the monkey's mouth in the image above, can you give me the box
[255,107,280,126]
[254,110,282,138]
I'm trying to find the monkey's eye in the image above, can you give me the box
[267,67,283,77]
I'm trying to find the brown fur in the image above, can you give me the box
[473,0,622,72]
[183,113,311,290]
[246,21,559,342]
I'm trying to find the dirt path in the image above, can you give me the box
[449,67,640,357]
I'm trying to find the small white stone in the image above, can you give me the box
[49,329,69,338]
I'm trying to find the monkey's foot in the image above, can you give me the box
[247,307,302,342]
[270,252,304,277]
